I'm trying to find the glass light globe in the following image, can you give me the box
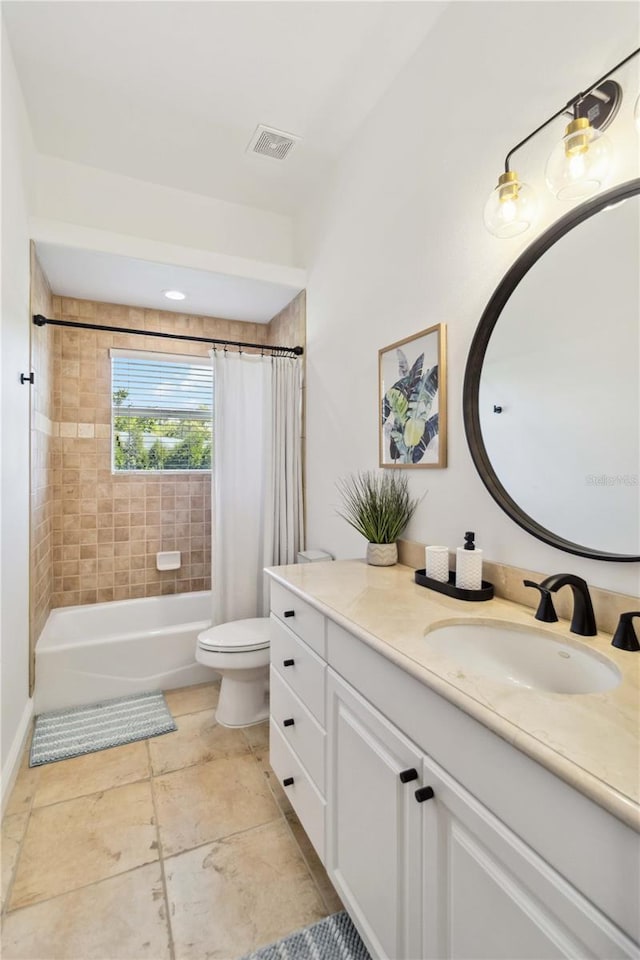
[483,171,537,238]
[635,94,640,133]
[545,117,613,200]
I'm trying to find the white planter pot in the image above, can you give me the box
[366,542,398,566]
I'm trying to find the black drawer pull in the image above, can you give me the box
[283,658,295,667]
[283,718,295,727]
[283,777,294,787]
[399,768,418,784]
[284,610,295,618]
[415,786,435,803]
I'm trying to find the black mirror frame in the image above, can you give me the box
[463,178,640,563]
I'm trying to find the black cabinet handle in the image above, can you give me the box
[283,659,295,667]
[415,786,435,803]
[399,768,418,784]
[284,610,295,618]
[283,718,295,727]
[283,777,294,787]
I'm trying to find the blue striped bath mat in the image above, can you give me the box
[240,911,371,960]
[29,691,177,766]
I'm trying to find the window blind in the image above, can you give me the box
[111,350,213,471]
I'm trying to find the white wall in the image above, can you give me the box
[33,155,297,268]
[1,27,36,794]
[298,1,640,595]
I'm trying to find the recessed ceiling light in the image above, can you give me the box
[163,289,186,301]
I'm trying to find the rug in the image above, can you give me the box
[240,911,371,960]
[29,691,177,767]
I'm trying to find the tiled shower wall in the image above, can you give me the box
[33,291,305,613]
[29,248,55,692]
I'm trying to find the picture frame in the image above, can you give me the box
[378,323,447,468]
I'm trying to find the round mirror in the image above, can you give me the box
[464,179,640,562]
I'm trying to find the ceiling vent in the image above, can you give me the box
[247,124,300,161]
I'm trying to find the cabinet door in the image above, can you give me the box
[327,670,422,960]
[420,754,638,960]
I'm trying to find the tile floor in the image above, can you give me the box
[1,682,342,960]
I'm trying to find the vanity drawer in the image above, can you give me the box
[270,581,326,658]
[270,616,326,724]
[270,719,326,862]
[270,666,326,792]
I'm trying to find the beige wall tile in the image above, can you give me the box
[35,293,307,625]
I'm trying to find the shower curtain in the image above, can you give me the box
[211,350,303,624]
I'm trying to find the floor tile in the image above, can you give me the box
[164,681,220,718]
[154,754,280,857]
[243,725,293,814]
[285,811,343,914]
[148,710,249,776]
[165,819,327,960]
[1,812,29,911]
[253,753,294,816]
[242,720,269,752]
[1,863,170,959]
[33,741,150,808]
[3,755,39,819]
[10,781,158,910]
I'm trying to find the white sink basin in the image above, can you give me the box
[424,622,621,694]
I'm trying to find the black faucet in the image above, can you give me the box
[538,574,597,636]
[523,580,558,623]
[611,612,640,652]
[524,574,597,636]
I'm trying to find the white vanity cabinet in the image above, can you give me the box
[268,577,640,960]
[326,669,636,960]
[326,670,423,959]
[268,581,327,860]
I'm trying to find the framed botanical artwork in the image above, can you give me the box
[379,323,447,468]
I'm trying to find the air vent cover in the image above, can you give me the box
[247,124,300,161]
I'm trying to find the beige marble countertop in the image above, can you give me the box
[266,560,640,832]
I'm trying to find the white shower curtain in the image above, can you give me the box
[211,351,303,625]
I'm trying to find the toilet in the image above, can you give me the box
[196,618,271,727]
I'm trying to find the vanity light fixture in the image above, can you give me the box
[484,47,639,238]
[163,289,186,301]
[483,170,537,239]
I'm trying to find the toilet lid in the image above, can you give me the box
[198,617,271,653]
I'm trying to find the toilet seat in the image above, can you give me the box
[197,617,271,654]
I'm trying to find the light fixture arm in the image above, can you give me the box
[503,46,640,173]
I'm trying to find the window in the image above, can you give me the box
[111,349,212,472]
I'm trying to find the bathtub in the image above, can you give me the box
[35,591,214,714]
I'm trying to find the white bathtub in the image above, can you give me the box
[35,591,214,713]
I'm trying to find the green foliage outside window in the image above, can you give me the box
[113,388,212,471]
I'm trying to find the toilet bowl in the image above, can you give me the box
[196,618,271,727]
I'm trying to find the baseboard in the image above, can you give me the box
[1,697,34,817]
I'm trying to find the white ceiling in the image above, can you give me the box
[3,1,447,216]
[35,242,302,323]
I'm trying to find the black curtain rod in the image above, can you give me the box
[32,314,304,356]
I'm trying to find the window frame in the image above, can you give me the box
[110,347,213,475]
